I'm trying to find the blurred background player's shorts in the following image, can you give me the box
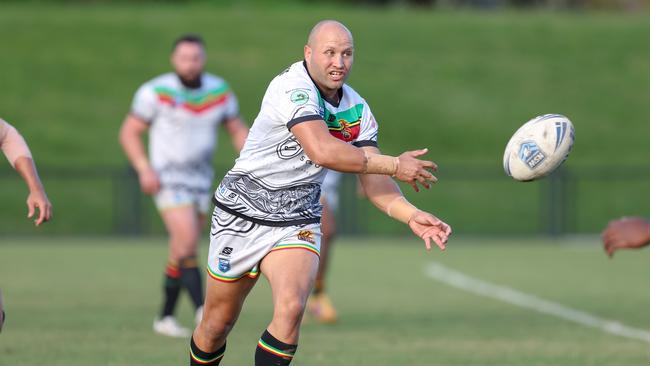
[321,171,342,212]
[154,187,211,214]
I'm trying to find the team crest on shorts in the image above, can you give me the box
[297,230,315,244]
[218,258,231,273]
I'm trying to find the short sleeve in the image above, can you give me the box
[353,101,378,148]
[223,89,240,121]
[130,84,158,123]
[273,79,323,131]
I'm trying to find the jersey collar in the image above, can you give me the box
[176,73,203,89]
[302,60,343,108]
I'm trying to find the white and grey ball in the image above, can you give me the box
[503,114,575,182]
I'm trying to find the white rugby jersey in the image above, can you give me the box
[214,61,378,226]
[131,72,239,193]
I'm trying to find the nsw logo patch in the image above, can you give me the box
[218,258,231,273]
[518,141,546,169]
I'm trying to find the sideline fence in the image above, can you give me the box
[1,164,648,237]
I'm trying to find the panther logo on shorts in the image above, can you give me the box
[297,230,315,244]
[218,258,231,273]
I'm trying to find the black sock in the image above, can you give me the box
[161,262,182,317]
[255,329,297,366]
[190,336,226,365]
[180,257,204,309]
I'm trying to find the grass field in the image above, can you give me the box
[2,236,650,365]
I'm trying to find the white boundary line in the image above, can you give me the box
[425,262,650,344]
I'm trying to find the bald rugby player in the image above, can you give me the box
[189,20,451,366]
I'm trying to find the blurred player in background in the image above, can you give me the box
[0,119,52,225]
[306,170,341,323]
[119,34,248,338]
[602,217,650,257]
[0,290,4,333]
[190,20,451,366]
[1,118,53,333]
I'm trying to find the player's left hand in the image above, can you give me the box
[395,149,438,192]
[26,188,52,226]
[408,211,451,251]
[602,216,650,258]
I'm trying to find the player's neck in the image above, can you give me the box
[303,60,342,107]
[176,73,202,89]
[320,88,340,104]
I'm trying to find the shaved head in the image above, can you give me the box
[304,20,355,101]
[307,20,353,48]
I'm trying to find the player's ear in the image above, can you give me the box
[304,45,311,60]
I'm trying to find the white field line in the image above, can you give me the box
[425,262,650,344]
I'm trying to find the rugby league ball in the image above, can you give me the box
[503,114,575,182]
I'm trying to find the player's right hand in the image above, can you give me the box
[138,167,161,195]
[26,188,52,226]
[601,216,650,258]
[395,148,437,192]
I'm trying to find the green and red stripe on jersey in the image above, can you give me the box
[324,103,364,142]
[154,85,230,114]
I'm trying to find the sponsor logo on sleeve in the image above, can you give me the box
[290,90,309,105]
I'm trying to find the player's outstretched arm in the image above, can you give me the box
[14,157,52,226]
[602,217,650,258]
[1,120,52,226]
[118,115,160,195]
[291,120,437,191]
[358,147,451,251]
[223,116,249,152]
